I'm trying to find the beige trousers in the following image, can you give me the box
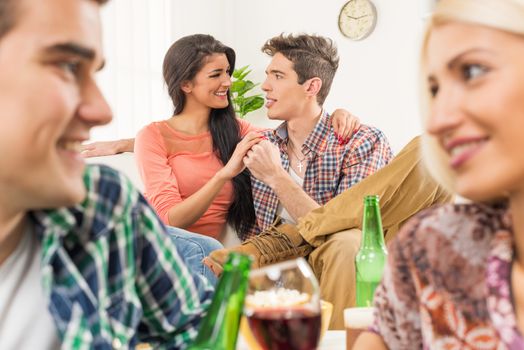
[295,136,452,329]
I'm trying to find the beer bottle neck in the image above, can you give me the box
[361,203,386,250]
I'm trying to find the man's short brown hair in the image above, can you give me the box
[0,0,109,39]
[262,33,339,106]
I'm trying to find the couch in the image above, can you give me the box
[86,153,242,247]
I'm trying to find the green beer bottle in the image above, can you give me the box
[355,195,388,307]
[188,252,252,350]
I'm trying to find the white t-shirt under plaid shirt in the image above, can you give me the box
[0,226,60,349]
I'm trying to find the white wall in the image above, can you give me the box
[97,0,428,153]
[95,0,174,141]
[223,0,425,152]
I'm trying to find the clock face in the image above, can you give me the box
[338,0,377,41]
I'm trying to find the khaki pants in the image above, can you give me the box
[308,229,362,330]
[294,136,452,329]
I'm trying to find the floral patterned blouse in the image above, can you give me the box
[371,202,524,349]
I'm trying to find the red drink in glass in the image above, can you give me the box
[247,307,321,350]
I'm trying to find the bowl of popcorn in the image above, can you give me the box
[240,288,333,350]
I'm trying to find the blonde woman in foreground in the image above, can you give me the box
[355,0,524,348]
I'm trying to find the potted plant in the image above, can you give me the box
[230,65,265,118]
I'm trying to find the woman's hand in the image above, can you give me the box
[331,109,361,144]
[218,132,265,180]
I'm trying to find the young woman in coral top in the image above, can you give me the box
[135,34,357,242]
[135,35,261,241]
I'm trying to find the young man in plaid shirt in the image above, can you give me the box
[0,0,211,348]
[240,33,393,240]
[205,34,452,329]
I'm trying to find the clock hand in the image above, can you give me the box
[346,14,371,20]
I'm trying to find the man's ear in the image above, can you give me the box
[181,80,193,94]
[304,77,322,98]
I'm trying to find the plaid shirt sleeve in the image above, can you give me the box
[134,194,213,348]
[34,165,212,350]
[338,125,393,195]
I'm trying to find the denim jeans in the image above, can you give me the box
[166,226,223,286]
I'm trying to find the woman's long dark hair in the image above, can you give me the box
[163,34,255,237]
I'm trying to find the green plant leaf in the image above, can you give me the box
[230,80,246,93]
[237,69,252,81]
[232,65,249,79]
[231,65,264,118]
[234,96,245,104]
[238,80,256,96]
[242,96,265,113]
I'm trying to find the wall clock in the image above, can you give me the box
[338,0,377,41]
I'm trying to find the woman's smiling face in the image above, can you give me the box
[425,22,524,201]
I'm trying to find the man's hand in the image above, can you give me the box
[331,109,361,144]
[217,132,265,180]
[202,254,226,278]
[243,140,285,186]
[202,243,263,278]
[81,138,134,158]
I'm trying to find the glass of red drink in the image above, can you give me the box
[244,258,321,350]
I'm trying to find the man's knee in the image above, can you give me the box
[308,229,361,278]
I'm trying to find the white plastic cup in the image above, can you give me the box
[344,307,374,350]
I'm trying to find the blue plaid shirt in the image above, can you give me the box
[29,165,213,349]
[244,111,393,240]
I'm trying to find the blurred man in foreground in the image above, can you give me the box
[0,0,211,348]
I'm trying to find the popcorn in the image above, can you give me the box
[245,288,310,308]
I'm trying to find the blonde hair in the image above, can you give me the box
[420,0,524,194]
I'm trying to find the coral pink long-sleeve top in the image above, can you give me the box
[134,119,259,239]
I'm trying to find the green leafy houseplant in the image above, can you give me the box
[230,65,265,118]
